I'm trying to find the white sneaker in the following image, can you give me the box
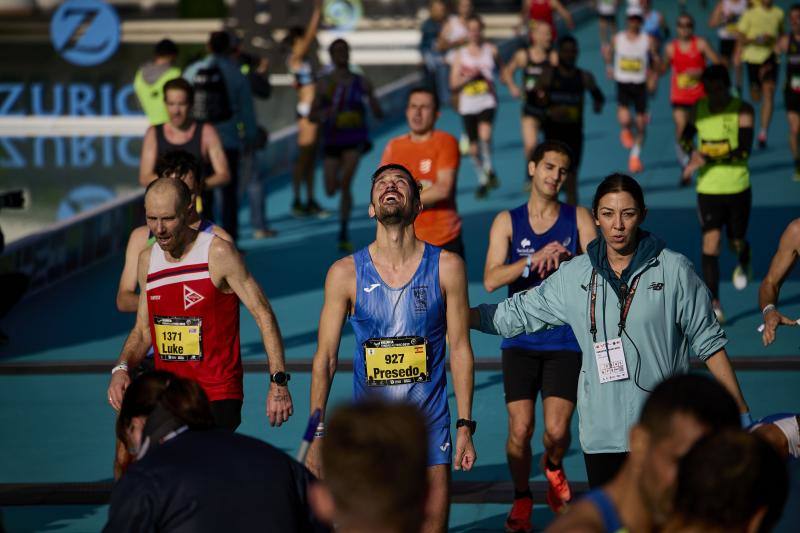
[732,265,749,291]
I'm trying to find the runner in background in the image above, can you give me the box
[450,14,503,199]
[597,0,619,48]
[776,4,800,181]
[521,0,575,41]
[503,21,554,186]
[285,0,327,217]
[708,0,747,95]
[662,13,719,168]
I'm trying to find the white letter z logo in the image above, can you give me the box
[363,283,381,293]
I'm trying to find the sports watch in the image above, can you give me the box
[270,371,291,386]
[456,418,477,435]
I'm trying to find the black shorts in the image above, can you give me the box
[210,399,243,431]
[522,102,546,121]
[543,123,583,170]
[501,348,581,404]
[323,141,371,159]
[746,55,778,88]
[697,187,752,240]
[616,82,648,114]
[439,234,465,259]
[671,103,694,112]
[719,38,736,61]
[462,108,496,142]
[785,87,800,113]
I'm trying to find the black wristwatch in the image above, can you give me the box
[456,418,477,435]
[270,371,291,386]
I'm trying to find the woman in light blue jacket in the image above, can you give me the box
[471,173,750,488]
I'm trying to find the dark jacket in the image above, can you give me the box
[103,430,328,533]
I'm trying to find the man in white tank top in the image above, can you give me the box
[603,7,660,174]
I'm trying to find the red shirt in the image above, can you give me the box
[146,232,243,401]
[529,0,556,39]
[670,36,707,105]
[381,130,461,246]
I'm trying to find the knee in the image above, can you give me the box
[544,420,569,446]
[509,419,534,445]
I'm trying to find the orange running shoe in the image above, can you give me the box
[544,465,572,514]
[504,496,533,533]
[619,128,635,149]
[628,154,644,173]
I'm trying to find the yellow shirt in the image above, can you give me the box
[737,5,784,64]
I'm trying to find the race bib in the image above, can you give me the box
[594,337,629,383]
[363,336,430,387]
[548,105,580,123]
[154,315,202,361]
[463,79,490,96]
[619,56,643,73]
[676,72,699,89]
[700,139,732,158]
[335,110,363,129]
[791,75,800,92]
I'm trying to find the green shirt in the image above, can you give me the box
[696,97,750,195]
[737,5,784,64]
[134,66,182,126]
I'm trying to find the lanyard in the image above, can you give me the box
[589,269,642,342]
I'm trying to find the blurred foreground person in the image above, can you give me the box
[105,371,326,533]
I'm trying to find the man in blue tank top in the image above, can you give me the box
[307,163,477,533]
[483,140,596,532]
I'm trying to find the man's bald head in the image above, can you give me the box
[145,176,193,214]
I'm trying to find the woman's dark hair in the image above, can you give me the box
[592,173,646,216]
[116,371,214,446]
[155,150,202,190]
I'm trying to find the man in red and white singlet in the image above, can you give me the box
[108,178,292,430]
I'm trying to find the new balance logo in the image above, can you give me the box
[363,283,381,293]
[648,282,664,291]
[439,442,450,452]
[184,285,204,309]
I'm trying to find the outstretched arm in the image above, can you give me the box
[306,258,354,477]
[760,219,800,345]
[441,251,476,472]
[210,237,291,427]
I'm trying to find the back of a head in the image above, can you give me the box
[209,31,231,55]
[116,371,214,446]
[673,430,788,532]
[323,401,428,532]
[154,38,178,58]
[638,374,740,441]
[701,64,731,89]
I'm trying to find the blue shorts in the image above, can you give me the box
[428,425,452,466]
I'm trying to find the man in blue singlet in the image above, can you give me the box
[307,163,477,533]
[546,374,740,533]
[483,140,596,532]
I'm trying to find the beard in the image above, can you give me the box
[375,201,415,227]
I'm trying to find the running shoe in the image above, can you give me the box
[291,199,308,218]
[628,154,644,173]
[544,465,571,514]
[306,200,331,219]
[504,496,533,533]
[459,133,470,155]
[712,300,725,324]
[475,184,489,199]
[620,128,635,149]
[732,264,751,291]
[488,170,500,189]
[758,131,767,149]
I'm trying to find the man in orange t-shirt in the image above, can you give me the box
[381,87,464,257]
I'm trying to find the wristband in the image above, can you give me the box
[741,412,753,428]
[111,362,129,376]
[522,255,532,279]
[762,304,777,317]
[314,422,325,439]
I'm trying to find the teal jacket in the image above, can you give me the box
[478,232,727,453]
